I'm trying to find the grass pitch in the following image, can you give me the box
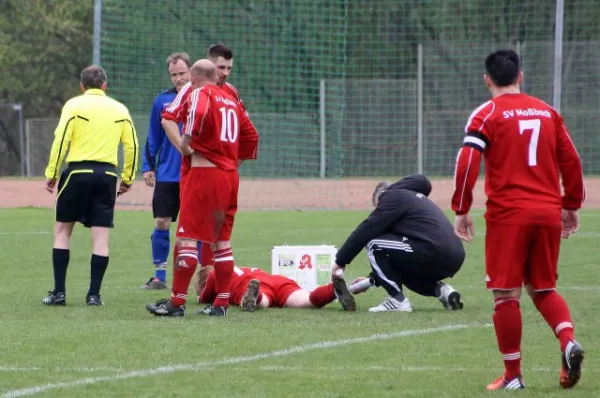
[0,208,599,397]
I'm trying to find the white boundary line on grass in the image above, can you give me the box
[1,365,568,374]
[0,366,125,373]
[1,323,483,398]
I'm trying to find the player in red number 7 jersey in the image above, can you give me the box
[146,59,259,318]
[451,50,585,391]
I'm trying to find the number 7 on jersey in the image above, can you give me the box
[518,119,541,166]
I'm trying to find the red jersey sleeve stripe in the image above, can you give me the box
[464,101,495,134]
[563,128,586,206]
[166,82,191,113]
[196,89,211,137]
[184,89,199,137]
[454,147,473,211]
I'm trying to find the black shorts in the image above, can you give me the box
[368,233,463,281]
[55,161,117,228]
[152,182,180,221]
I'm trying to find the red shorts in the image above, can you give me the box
[260,275,302,307]
[179,157,191,190]
[485,223,561,291]
[176,167,239,243]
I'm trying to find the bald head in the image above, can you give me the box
[190,59,217,87]
[80,65,107,90]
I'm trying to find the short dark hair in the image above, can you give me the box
[80,65,107,90]
[166,52,192,69]
[207,44,233,60]
[484,50,521,87]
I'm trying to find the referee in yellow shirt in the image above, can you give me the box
[42,65,139,307]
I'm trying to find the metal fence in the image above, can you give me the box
[3,0,599,179]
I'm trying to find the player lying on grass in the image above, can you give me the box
[194,265,356,312]
[332,174,466,313]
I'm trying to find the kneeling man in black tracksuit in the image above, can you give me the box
[332,175,465,312]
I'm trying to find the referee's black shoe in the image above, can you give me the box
[42,291,66,306]
[86,294,104,306]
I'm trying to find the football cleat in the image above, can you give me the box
[86,295,104,306]
[198,305,228,317]
[438,283,464,311]
[42,291,66,306]
[368,296,412,312]
[240,279,260,312]
[560,340,584,389]
[332,277,356,311]
[139,277,168,290]
[486,375,525,390]
[146,299,185,317]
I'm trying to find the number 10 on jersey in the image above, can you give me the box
[219,107,239,143]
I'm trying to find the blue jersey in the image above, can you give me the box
[141,88,182,182]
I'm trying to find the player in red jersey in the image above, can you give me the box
[194,266,356,312]
[160,44,257,271]
[146,59,259,318]
[451,50,585,391]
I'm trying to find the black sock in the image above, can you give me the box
[53,248,70,293]
[88,254,109,296]
[392,291,405,302]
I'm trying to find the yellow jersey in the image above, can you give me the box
[44,89,139,185]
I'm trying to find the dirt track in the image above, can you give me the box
[1,178,598,210]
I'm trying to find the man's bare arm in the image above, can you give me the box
[179,133,194,156]
[161,118,183,154]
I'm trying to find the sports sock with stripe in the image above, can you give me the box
[213,248,234,308]
[492,297,522,380]
[533,291,575,351]
[151,228,170,283]
[170,247,198,307]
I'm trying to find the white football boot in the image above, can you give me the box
[369,296,413,312]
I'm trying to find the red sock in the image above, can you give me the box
[172,245,179,268]
[213,247,234,308]
[309,283,336,308]
[199,242,214,267]
[533,291,575,351]
[169,247,198,307]
[492,298,522,380]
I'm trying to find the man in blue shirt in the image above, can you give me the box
[140,52,191,289]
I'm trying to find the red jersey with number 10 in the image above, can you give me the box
[184,84,257,171]
[452,93,584,225]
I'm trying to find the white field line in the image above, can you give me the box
[0,365,571,374]
[256,365,564,373]
[0,366,124,373]
[0,323,481,398]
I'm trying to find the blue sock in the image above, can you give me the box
[151,228,170,283]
